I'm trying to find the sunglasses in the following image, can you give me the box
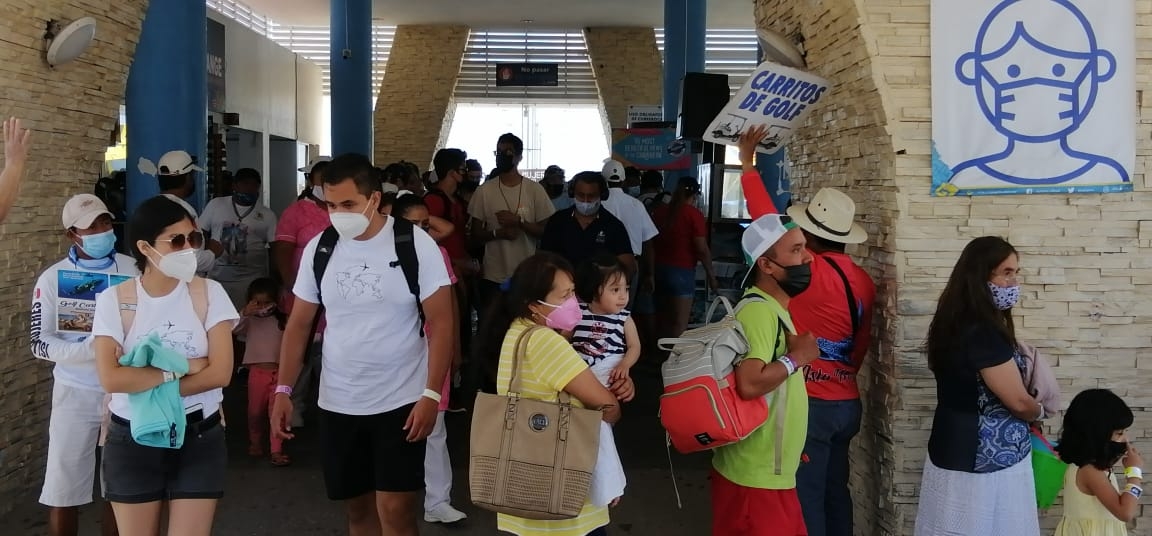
[155,230,204,249]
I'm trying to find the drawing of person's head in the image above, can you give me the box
[956,0,1115,142]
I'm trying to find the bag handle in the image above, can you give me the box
[507,324,575,406]
[704,295,735,323]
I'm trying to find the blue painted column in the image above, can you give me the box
[663,0,708,190]
[330,0,373,157]
[125,0,207,215]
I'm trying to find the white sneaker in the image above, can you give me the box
[424,503,467,523]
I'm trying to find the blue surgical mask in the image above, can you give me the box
[78,230,116,259]
[627,186,641,197]
[574,200,600,216]
[988,281,1020,310]
[234,192,258,206]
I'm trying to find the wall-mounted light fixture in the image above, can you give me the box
[44,17,97,67]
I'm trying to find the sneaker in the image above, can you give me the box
[424,503,467,524]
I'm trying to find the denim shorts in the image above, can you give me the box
[656,264,697,298]
[101,414,227,503]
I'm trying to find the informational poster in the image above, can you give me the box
[702,60,830,154]
[611,128,692,170]
[56,270,132,335]
[207,18,226,113]
[627,105,664,125]
[930,0,1135,196]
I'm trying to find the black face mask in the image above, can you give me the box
[770,260,812,297]
[495,153,516,173]
[1108,441,1129,464]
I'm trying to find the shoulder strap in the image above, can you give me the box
[188,277,208,325]
[390,217,425,337]
[312,227,340,304]
[824,256,860,336]
[115,278,138,337]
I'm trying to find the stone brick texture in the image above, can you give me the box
[755,0,1152,534]
[0,0,147,518]
[584,27,664,138]
[373,25,468,168]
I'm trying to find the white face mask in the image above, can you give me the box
[312,185,325,201]
[330,202,373,239]
[149,247,198,283]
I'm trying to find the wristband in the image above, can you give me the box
[421,388,442,403]
[1125,466,1143,481]
[274,385,293,396]
[779,355,797,376]
[1125,483,1143,499]
[162,370,176,383]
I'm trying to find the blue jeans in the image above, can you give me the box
[796,398,862,536]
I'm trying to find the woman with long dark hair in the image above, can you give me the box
[474,252,633,536]
[91,196,239,536]
[914,236,1042,536]
[651,177,717,343]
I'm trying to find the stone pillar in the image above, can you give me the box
[330,0,373,157]
[373,25,469,167]
[126,0,208,213]
[584,27,663,139]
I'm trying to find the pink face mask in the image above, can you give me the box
[538,296,582,332]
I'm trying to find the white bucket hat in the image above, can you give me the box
[786,188,867,244]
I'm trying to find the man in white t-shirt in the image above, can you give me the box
[199,168,277,308]
[31,194,136,536]
[271,153,453,534]
[600,159,659,300]
[152,150,223,275]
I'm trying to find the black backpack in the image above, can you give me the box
[306,217,425,348]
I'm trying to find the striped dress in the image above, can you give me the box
[495,319,610,536]
[570,304,630,386]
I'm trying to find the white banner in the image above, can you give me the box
[702,61,831,154]
[931,0,1135,196]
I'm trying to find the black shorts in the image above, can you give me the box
[320,404,426,500]
[101,413,227,503]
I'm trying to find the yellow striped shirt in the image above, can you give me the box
[495,318,610,536]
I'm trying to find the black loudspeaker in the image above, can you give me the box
[676,72,730,141]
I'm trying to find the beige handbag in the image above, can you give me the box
[469,325,602,520]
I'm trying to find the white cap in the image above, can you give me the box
[157,150,203,176]
[601,159,625,183]
[299,156,332,173]
[742,214,799,263]
[62,194,112,229]
[382,183,400,194]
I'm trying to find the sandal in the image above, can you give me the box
[270,452,291,466]
[248,444,264,458]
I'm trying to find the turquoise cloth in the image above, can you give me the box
[118,332,190,449]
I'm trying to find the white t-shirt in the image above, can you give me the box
[293,217,451,416]
[92,278,239,420]
[198,196,277,283]
[602,187,659,255]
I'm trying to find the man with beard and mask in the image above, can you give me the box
[273,156,332,428]
[539,171,634,274]
[710,212,820,536]
[541,165,571,211]
[31,194,134,536]
[199,168,278,309]
[467,133,555,310]
[154,150,223,276]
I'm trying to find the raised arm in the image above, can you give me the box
[0,117,31,224]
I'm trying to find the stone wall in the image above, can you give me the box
[0,0,148,517]
[755,0,1152,534]
[373,25,469,168]
[584,27,664,139]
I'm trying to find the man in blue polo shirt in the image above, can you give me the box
[539,171,634,274]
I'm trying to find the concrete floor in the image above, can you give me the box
[3,370,714,535]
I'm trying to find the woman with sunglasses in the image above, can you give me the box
[91,196,239,536]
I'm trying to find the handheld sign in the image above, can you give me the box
[702,61,831,154]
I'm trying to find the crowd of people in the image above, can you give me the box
[13,118,1146,536]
